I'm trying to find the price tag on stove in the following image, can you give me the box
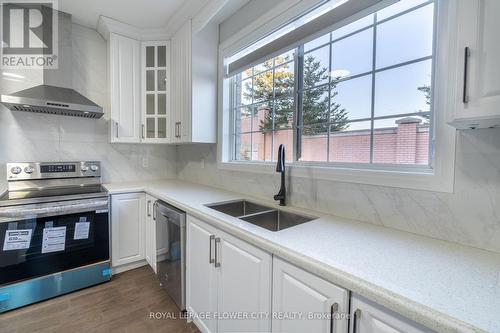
[74,222,90,240]
[42,227,66,254]
[3,229,32,251]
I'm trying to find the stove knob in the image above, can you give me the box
[24,166,35,174]
[90,165,99,172]
[10,166,22,174]
[81,166,89,172]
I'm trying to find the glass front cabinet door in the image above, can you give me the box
[142,41,171,143]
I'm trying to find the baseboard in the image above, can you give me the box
[112,260,148,275]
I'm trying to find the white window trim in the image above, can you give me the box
[217,0,457,193]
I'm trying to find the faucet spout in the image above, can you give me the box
[274,144,286,206]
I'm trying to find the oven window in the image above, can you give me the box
[0,210,109,286]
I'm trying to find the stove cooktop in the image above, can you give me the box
[0,185,108,207]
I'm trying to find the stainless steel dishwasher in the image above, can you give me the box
[154,200,186,311]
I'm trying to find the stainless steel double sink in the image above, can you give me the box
[205,200,317,232]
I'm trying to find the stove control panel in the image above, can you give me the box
[7,161,101,180]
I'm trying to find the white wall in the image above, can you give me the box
[177,0,500,254]
[0,24,177,187]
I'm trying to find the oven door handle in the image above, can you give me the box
[0,199,109,222]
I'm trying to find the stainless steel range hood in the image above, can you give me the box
[0,9,104,119]
[1,85,103,118]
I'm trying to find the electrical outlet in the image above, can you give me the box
[142,156,149,168]
[200,159,205,169]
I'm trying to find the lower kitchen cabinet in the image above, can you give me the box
[186,216,218,332]
[144,194,157,272]
[186,215,272,333]
[111,193,146,269]
[272,257,349,333]
[350,294,434,333]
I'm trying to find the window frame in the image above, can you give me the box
[217,0,457,193]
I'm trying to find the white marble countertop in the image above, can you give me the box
[104,180,500,333]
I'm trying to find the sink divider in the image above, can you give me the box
[235,209,277,219]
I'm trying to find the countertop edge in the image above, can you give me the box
[104,182,490,333]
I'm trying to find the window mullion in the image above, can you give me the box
[369,13,378,164]
[272,58,276,162]
[294,45,304,161]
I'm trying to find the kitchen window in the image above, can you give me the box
[230,0,435,167]
[221,0,456,192]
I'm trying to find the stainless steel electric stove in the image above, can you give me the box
[0,161,110,313]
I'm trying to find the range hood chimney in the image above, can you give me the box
[1,8,104,118]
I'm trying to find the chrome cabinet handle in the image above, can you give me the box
[115,122,118,138]
[175,122,181,138]
[209,235,215,264]
[152,201,157,220]
[330,302,338,333]
[214,237,221,267]
[463,46,470,103]
[142,124,145,139]
[147,200,151,217]
[352,309,361,333]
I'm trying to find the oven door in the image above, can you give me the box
[0,198,109,286]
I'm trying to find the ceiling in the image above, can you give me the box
[59,0,197,30]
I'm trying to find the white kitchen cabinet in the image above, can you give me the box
[186,215,272,333]
[144,194,157,272]
[217,229,272,332]
[141,41,171,143]
[111,193,145,269]
[171,20,217,143]
[349,294,434,333]
[448,0,500,129]
[272,257,349,333]
[186,216,218,333]
[109,33,141,143]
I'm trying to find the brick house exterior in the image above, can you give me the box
[238,109,429,165]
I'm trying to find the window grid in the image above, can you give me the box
[233,56,296,161]
[232,0,435,167]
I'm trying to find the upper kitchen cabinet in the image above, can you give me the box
[448,0,500,129]
[108,33,141,143]
[171,20,218,143]
[142,41,171,143]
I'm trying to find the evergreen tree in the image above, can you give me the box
[417,84,431,124]
[242,53,349,134]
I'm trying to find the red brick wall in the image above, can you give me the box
[237,110,429,165]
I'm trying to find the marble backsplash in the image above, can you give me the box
[176,128,500,254]
[0,24,177,188]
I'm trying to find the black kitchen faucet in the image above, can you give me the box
[273,144,286,206]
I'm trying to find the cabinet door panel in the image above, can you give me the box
[141,41,171,143]
[272,257,349,333]
[453,0,500,121]
[186,216,217,333]
[217,231,271,333]
[110,34,141,143]
[111,193,145,267]
[350,294,434,333]
[144,195,156,272]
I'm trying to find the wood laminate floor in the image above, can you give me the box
[1,266,199,333]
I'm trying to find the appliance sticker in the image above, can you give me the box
[42,226,66,254]
[79,217,87,222]
[74,222,90,240]
[3,229,32,251]
[45,221,53,228]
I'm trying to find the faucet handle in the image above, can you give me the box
[276,144,285,172]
